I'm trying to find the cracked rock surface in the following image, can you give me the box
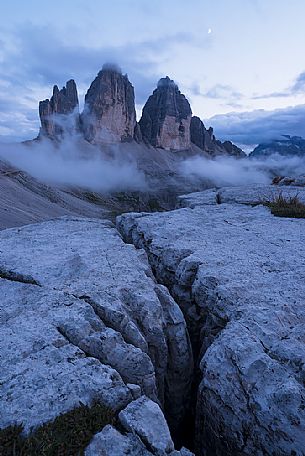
[178,184,305,208]
[117,185,305,456]
[85,397,193,455]
[0,217,192,452]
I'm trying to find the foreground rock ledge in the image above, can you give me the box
[117,185,305,456]
[0,217,193,455]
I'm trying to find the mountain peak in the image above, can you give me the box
[157,76,178,90]
[139,78,192,150]
[81,69,136,143]
[39,79,79,138]
[98,63,122,75]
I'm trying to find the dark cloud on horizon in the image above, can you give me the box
[209,104,305,149]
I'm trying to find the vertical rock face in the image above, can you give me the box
[36,67,244,157]
[190,115,245,157]
[39,80,79,138]
[190,116,215,153]
[139,77,192,151]
[81,65,137,143]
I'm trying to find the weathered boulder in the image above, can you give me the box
[0,217,192,442]
[81,65,137,143]
[118,396,175,454]
[85,424,154,455]
[190,116,245,157]
[85,421,194,456]
[117,185,305,456]
[39,79,79,138]
[139,77,192,151]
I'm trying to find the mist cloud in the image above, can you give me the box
[0,136,147,193]
[180,154,305,187]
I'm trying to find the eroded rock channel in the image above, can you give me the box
[117,185,305,456]
[1,185,305,455]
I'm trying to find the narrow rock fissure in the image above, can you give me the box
[149,269,203,453]
[117,233,206,454]
[0,267,41,286]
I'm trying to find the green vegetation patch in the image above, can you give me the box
[263,192,305,218]
[0,402,115,456]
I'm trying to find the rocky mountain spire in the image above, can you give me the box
[190,115,245,157]
[39,80,79,138]
[81,65,137,143]
[139,77,192,151]
[36,68,244,157]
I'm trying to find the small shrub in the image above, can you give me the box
[263,191,305,218]
[0,402,115,456]
[215,192,222,204]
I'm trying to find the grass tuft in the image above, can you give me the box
[0,402,115,456]
[263,191,305,218]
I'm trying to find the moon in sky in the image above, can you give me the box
[208,28,212,34]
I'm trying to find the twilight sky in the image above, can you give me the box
[1,0,305,149]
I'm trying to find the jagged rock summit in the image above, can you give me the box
[39,79,79,138]
[190,115,245,157]
[190,116,214,151]
[81,64,137,143]
[139,76,192,151]
[37,65,244,156]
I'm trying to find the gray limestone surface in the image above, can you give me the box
[0,217,192,447]
[117,185,305,456]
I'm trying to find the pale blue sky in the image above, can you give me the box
[1,0,305,146]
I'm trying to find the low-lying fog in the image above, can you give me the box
[180,154,305,187]
[0,135,304,192]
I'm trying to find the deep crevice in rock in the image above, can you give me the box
[117,215,305,456]
[149,267,204,453]
[117,228,206,453]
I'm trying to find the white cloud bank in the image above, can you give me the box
[0,137,147,193]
